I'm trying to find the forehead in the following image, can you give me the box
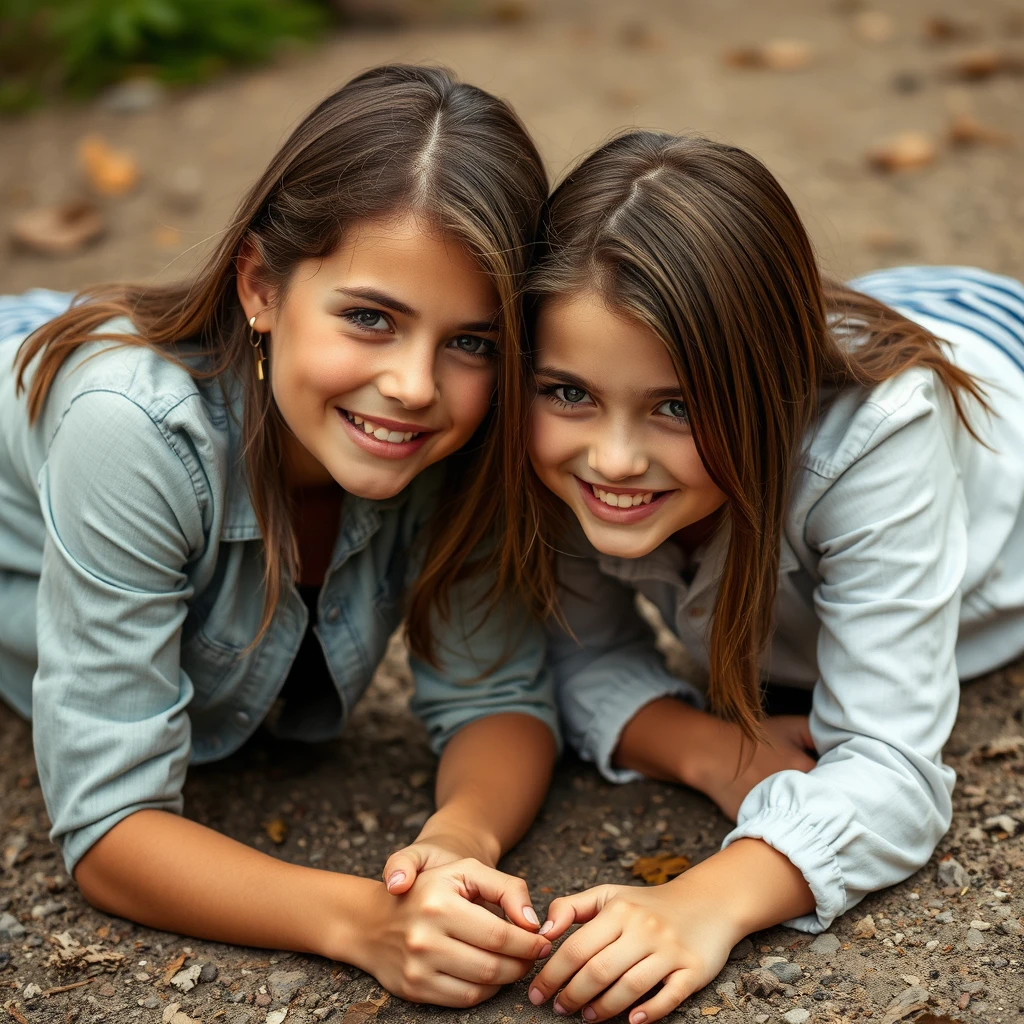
[535,290,679,389]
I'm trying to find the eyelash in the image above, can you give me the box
[340,308,497,359]
[538,384,689,423]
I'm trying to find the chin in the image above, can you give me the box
[330,465,413,501]
[578,517,666,560]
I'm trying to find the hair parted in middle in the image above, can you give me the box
[511,130,987,740]
[16,64,549,662]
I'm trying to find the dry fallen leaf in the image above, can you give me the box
[340,998,387,1024]
[973,735,1024,760]
[10,201,106,257]
[724,39,814,71]
[2,1002,31,1024]
[923,16,978,44]
[914,1016,959,1024]
[866,131,937,172]
[264,818,288,844]
[700,1008,721,1017]
[46,932,125,975]
[947,48,1024,82]
[78,136,140,196]
[159,952,187,987]
[631,852,691,885]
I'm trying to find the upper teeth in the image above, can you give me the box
[347,413,419,444]
[593,486,653,508]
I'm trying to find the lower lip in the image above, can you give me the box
[575,476,673,524]
[337,409,433,460]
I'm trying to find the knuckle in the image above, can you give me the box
[485,921,510,952]
[403,962,426,988]
[420,894,447,918]
[458,985,487,1009]
[561,939,588,965]
[477,957,501,985]
[405,925,431,954]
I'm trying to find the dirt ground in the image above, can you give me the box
[2,1,1024,1022]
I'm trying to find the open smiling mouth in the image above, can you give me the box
[575,477,674,521]
[341,410,423,444]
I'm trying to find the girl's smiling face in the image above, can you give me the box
[529,289,727,559]
[240,212,501,498]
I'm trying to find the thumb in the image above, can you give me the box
[382,846,427,895]
[455,861,541,932]
[540,886,612,942]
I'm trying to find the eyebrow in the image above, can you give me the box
[335,287,499,333]
[534,366,684,402]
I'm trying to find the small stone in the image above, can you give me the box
[853,914,877,938]
[355,811,379,834]
[983,814,1018,834]
[170,964,203,993]
[961,980,986,995]
[925,939,940,950]
[98,982,115,997]
[268,970,307,1004]
[312,1009,333,1021]
[969,919,992,931]
[266,1010,288,1024]
[741,968,780,997]
[140,996,163,1009]
[22,983,42,1000]
[754,1017,769,1024]
[256,993,272,1007]
[760,955,788,967]
[199,963,219,984]
[715,982,738,1003]
[782,1010,810,1024]
[937,856,970,887]
[879,986,930,1024]
[728,936,754,961]
[809,933,841,955]
[769,962,804,984]
[965,928,987,950]
[997,917,1023,935]
[0,912,25,940]
[30,899,64,920]
[935,910,955,923]
[163,1005,181,1023]
[100,77,165,114]
[991,890,1011,902]
[0,951,10,969]
[601,822,622,837]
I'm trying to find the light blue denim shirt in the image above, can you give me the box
[548,267,1024,933]
[0,290,558,875]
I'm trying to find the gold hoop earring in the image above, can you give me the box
[248,315,266,381]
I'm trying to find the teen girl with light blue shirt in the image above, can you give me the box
[511,132,1024,1023]
[0,66,559,1006]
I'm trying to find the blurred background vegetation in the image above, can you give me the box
[0,0,333,112]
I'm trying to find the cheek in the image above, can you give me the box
[527,407,574,473]
[447,366,497,432]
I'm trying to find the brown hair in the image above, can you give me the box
[516,130,987,739]
[15,64,547,660]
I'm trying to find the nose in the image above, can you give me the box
[376,340,438,410]
[587,422,648,481]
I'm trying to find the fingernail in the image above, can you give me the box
[539,920,554,935]
[539,942,552,958]
[386,871,405,892]
[523,906,540,926]
[631,1013,648,1024]
[529,987,544,1006]
[583,1009,597,1021]
[554,1001,568,1016]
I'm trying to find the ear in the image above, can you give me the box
[236,240,277,333]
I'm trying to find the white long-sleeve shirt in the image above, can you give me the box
[547,266,1024,932]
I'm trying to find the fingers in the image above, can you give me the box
[539,886,612,942]
[529,906,622,1006]
[552,941,650,1015]
[455,861,541,932]
[431,937,534,987]
[407,972,499,1009]
[627,968,697,1024]
[580,955,663,1021]
[383,847,426,895]
[445,899,553,961]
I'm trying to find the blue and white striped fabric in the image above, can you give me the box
[850,265,1024,375]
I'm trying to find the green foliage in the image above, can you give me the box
[0,0,331,112]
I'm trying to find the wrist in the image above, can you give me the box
[414,808,501,867]
[321,874,388,967]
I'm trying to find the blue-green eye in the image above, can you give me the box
[449,335,497,358]
[657,399,688,422]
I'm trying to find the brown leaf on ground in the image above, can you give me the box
[945,91,1013,148]
[947,48,1024,82]
[852,913,877,938]
[263,818,288,844]
[723,39,814,71]
[10,201,106,257]
[972,735,1024,759]
[914,1016,959,1024]
[700,1008,721,1017]
[46,932,126,974]
[340,999,386,1024]
[78,136,140,196]
[158,953,187,987]
[631,852,691,885]
[923,16,978,45]
[3,1002,31,1024]
[866,131,938,172]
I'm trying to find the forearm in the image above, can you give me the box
[420,713,557,865]
[613,696,717,787]
[680,838,815,939]
[74,810,381,962]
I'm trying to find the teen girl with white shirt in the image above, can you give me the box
[0,65,559,1007]
[511,131,1024,1021]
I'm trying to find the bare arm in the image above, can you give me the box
[384,713,557,889]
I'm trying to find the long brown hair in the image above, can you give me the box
[15,64,548,660]
[516,131,987,739]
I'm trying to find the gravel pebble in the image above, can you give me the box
[0,912,25,940]
[997,917,1023,935]
[199,964,219,984]
[769,962,804,984]
[809,933,841,955]
[171,965,203,993]
[782,1010,810,1024]
[936,856,970,887]
[268,970,307,1004]
[728,937,754,961]
[965,928,987,950]
[30,899,64,919]
[22,983,41,1000]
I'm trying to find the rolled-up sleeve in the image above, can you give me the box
[549,552,703,784]
[724,383,963,932]
[409,573,560,754]
[33,391,205,876]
